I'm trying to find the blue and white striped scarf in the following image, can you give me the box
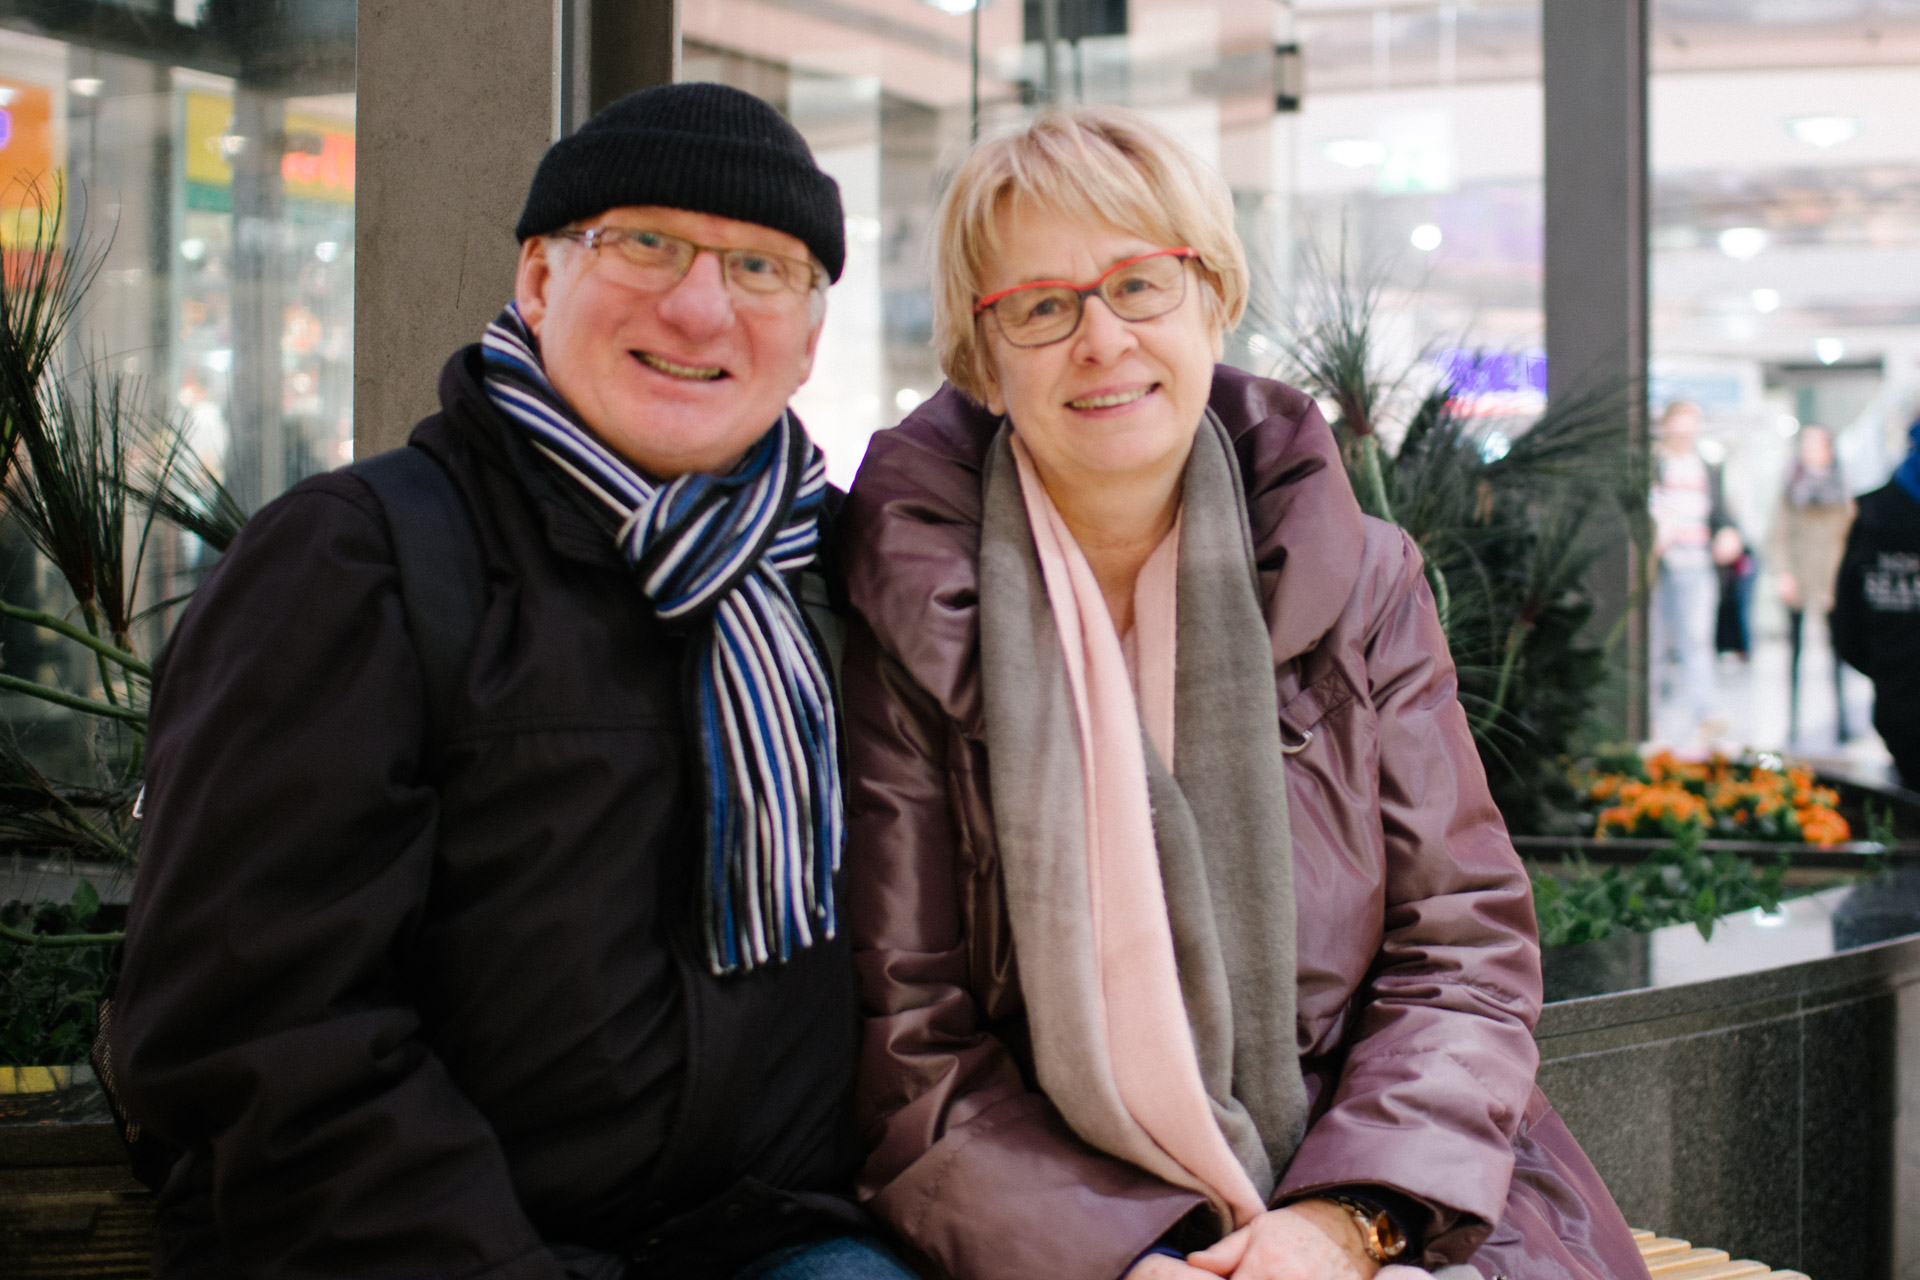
[481,304,842,975]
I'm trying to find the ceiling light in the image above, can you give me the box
[1409,223,1443,252]
[1717,226,1769,261]
[920,0,976,10]
[1785,115,1860,149]
[1815,337,1846,365]
[1751,288,1781,314]
[67,77,102,98]
[1323,139,1386,169]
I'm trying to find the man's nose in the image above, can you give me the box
[654,249,734,335]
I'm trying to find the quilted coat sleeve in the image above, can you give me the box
[113,478,566,1280]
[1274,527,1544,1265]
[843,619,1205,1280]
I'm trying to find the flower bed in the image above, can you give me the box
[1576,751,1851,847]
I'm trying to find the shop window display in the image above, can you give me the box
[0,3,352,775]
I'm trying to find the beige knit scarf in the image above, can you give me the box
[978,413,1310,1230]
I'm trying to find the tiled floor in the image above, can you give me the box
[1649,597,1896,779]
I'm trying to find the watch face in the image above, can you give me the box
[1373,1212,1408,1258]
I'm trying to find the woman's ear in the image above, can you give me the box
[979,354,1007,417]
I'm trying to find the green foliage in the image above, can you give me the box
[0,187,251,1063]
[0,882,114,1066]
[1530,826,1788,948]
[1254,241,1635,834]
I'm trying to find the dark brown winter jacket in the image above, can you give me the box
[113,347,867,1280]
[837,368,1652,1280]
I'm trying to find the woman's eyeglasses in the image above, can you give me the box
[974,247,1200,348]
[555,226,824,304]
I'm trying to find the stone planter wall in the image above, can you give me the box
[1537,932,1920,1280]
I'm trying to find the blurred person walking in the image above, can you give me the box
[1834,416,1920,789]
[1650,401,1732,740]
[1770,423,1854,744]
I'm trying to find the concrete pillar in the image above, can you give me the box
[354,0,559,456]
[1543,0,1650,740]
[355,0,682,458]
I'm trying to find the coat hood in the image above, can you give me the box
[841,365,1365,729]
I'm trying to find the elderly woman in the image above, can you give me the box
[838,108,1646,1280]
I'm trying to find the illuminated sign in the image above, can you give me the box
[184,90,354,210]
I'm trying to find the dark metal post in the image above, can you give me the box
[1040,0,1060,103]
[1543,0,1651,740]
[970,0,980,140]
[590,0,680,111]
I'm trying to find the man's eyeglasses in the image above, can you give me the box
[555,227,824,304]
[974,247,1200,348]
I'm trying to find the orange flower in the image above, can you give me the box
[1795,807,1850,847]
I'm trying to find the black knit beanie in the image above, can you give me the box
[515,83,846,283]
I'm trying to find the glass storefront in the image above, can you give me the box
[1648,0,1920,752]
[682,0,1545,483]
[0,3,353,766]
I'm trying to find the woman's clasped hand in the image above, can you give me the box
[1131,1203,1381,1280]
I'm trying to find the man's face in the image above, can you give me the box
[514,206,825,478]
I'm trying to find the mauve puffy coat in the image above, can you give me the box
[836,368,1651,1280]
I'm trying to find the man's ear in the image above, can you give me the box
[513,237,554,335]
[796,295,827,385]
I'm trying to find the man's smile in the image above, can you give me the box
[636,350,727,381]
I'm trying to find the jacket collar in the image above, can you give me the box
[420,346,848,592]
[421,344,630,572]
[840,364,1364,727]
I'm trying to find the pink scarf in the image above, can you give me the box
[1011,436,1267,1228]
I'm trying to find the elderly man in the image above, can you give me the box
[112,85,912,1280]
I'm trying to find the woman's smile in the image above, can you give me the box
[1066,382,1159,413]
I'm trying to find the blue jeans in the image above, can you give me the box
[1654,557,1718,726]
[732,1235,919,1280]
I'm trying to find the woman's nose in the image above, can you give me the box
[1071,293,1138,363]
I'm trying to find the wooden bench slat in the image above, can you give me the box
[1656,1259,1770,1279]
[1647,1248,1731,1273]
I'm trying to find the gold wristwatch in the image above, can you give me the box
[1321,1194,1410,1264]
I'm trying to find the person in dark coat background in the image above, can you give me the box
[1831,414,1920,947]
[1833,415,1920,790]
[109,85,915,1280]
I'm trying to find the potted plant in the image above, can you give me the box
[0,185,244,1257]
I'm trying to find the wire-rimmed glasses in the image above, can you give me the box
[555,226,824,304]
[974,247,1200,348]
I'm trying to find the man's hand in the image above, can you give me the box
[1129,1252,1224,1279]
[1778,570,1802,609]
[1180,1201,1382,1280]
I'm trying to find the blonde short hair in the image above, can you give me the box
[932,107,1248,404]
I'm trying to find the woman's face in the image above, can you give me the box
[1799,426,1834,470]
[977,204,1222,498]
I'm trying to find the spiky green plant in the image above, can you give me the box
[0,187,251,995]
[1248,247,1638,834]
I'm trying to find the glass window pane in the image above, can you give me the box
[0,4,353,782]
[1649,0,1920,750]
[682,0,1544,483]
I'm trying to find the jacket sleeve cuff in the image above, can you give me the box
[870,1093,1205,1280]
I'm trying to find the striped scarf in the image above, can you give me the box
[481,304,842,975]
